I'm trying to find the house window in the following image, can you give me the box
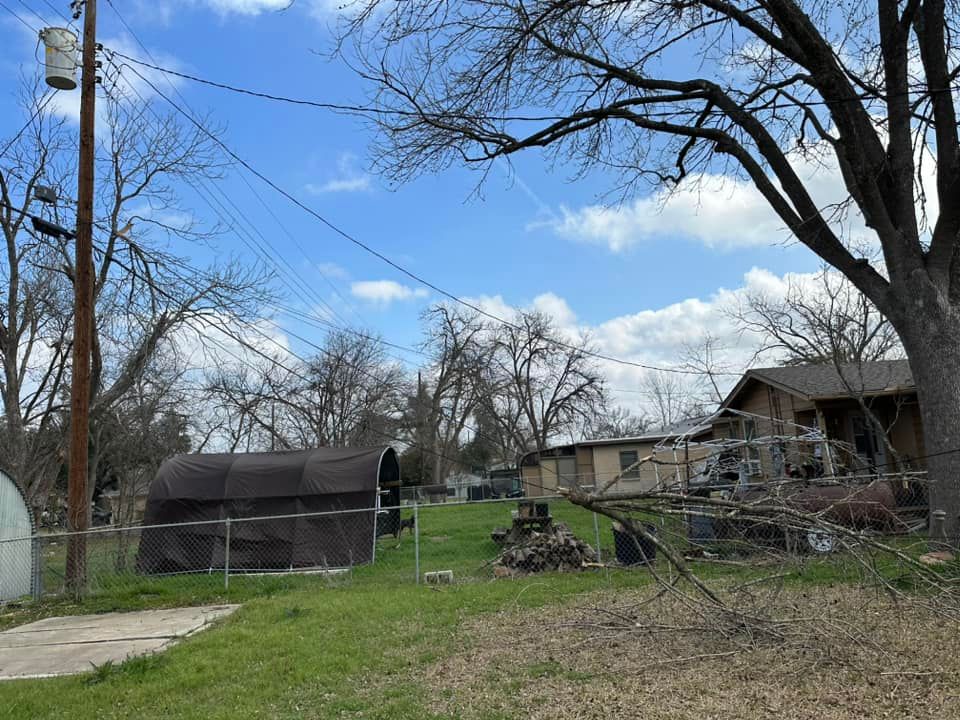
[619,450,640,480]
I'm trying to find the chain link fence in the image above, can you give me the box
[0,487,935,604]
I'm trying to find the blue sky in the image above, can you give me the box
[0,0,830,409]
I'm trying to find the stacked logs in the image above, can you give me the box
[493,522,595,576]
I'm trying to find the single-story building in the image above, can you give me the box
[520,418,713,497]
[713,359,923,478]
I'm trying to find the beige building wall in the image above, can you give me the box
[521,464,546,497]
[589,442,712,493]
[591,443,657,492]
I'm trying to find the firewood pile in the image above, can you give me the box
[492,522,595,577]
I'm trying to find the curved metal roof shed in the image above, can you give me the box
[137,447,398,574]
[0,469,36,602]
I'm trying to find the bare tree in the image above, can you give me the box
[203,358,289,452]
[589,404,652,439]
[342,0,960,539]
[483,310,606,453]
[292,330,407,448]
[643,371,705,430]
[730,268,906,469]
[0,82,270,514]
[205,330,407,452]
[680,332,738,406]
[96,357,191,525]
[414,305,491,483]
[731,268,901,366]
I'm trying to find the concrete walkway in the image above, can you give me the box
[0,605,238,680]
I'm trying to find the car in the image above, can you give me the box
[705,477,901,554]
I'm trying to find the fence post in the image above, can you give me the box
[414,502,420,585]
[31,534,43,600]
[593,511,602,563]
[224,517,231,592]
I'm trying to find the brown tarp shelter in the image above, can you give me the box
[136,447,398,574]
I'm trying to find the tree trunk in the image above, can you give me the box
[899,319,960,545]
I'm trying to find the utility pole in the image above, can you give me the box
[65,0,97,595]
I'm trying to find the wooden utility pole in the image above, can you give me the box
[65,0,97,594]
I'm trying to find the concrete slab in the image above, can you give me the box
[0,605,238,680]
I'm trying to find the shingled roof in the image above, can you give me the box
[724,359,915,406]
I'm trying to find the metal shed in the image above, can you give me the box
[0,470,37,602]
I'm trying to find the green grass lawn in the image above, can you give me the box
[0,498,944,718]
[0,570,655,719]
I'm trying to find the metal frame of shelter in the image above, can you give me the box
[0,468,40,602]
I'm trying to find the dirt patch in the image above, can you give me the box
[426,588,960,719]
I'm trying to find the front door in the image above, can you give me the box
[849,413,887,471]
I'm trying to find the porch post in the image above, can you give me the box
[815,407,835,476]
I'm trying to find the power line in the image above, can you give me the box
[97,7,731,379]
[105,47,960,120]
[104,63,426,368]
[101,0,369,335]
[94,14,368,356]
[106,50,596,123]
[14,0,47,27]
[35,0,74,25]
[112,56,723,377]
[0,91,56,159]
[96,15,733,378]
[0,0,39,31]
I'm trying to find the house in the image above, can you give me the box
[520,418,713,497]
[713,359,923,477]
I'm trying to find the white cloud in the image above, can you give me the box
[315,261,349,279]
[307,177,372,194]
[466,268,833,416]
[306,152,372,195]
[545,141,938,255]
[531,292,577,328]
[549,173,788,251]
[350,279,428,306]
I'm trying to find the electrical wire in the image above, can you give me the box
[0,91,55,159]
[114,57,727,377]
[96,7,737,378]
[102,0,370,331]
[0,0,38,31]
[96,38,371,358]
[106,50,621,123]
[107,47,960,119]
[101,42,696,374]
[14,0,48,27]
[34,0,74,25]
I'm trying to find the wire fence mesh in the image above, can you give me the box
[0,485,938,606]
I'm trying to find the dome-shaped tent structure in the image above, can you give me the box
[137,447,398,574]
[0,469,36,602]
